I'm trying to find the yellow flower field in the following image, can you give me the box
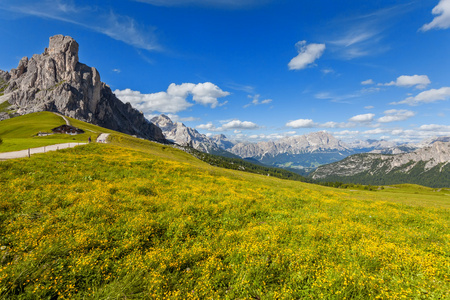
[0,141,449,299]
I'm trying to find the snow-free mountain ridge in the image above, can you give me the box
[310,141,450,187]
[151,114,224,153]
[0,35,166,142]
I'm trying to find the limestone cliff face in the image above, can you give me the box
[151,114,223,152]
[0,35,166,142]
[230,131,352,158]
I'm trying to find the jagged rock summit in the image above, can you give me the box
[0,35,166,142]
[151,114,226,153]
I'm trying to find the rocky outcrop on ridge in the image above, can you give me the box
[0,35,166,142]
[151,114,223,152]
[210,134,235,150]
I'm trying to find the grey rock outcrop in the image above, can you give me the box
[151,114,224,152]
[211,134,235,150]
[0,35,166,142]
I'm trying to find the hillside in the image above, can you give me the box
[311,142,450,188]
[0,115,449,299]
[0,111,127,152]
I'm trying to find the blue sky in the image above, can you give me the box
[1,0,450,143]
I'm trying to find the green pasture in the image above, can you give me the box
[0,112,105,152]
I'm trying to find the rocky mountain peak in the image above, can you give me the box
[151,114,175,130]
[151,114,228,153]
[0,35,166,142]
[47,35,79,57]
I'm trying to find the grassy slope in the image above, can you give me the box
[0,129,449,299]
[0,112,119,152]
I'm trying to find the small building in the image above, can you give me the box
[51,125,84,135]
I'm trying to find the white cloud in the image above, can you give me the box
[222,120,259,130]
[96,11,160,51]
[179,116,200,122]
[189,82,230,107]
[321,68,334,74]
[392,87,450,105]
[335,130,360,136]
[328,23,383,59]
[114,82,229,114]
[348,113,375,123]
[384,75,431,89]
[3,1,160,51]
[163,114,199,122]
[225,83,255,93]
[286,118,357,129]
[115,88,191,113]
[288,41,326,70]
[315,85,380,104]
[363,128,389,135]
[361,79,374,85]
[421,0,450,31]
[321,122,340,128]
[197,123,220,131]
[197,119,259,132]
[285,119,317,128]
[418,124,450,131]
[326,6,413,60]
[112,69,121,73]
[246,132,298,141]
[365,106,375,109]
[322,121,354,128]
[314,91,357,104]
[391,127,450,141]
[377,109,415,123]
[244,94,272,108]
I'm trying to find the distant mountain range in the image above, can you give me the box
[228,132,355,172]
[151,114,444,172]
[310,141,450,187]
[152,114,356,171]
[151,114,450,186]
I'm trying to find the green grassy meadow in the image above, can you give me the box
[0,112,108,152]
[0,113,449,299]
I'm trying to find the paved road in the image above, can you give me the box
[0,142,87,160]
